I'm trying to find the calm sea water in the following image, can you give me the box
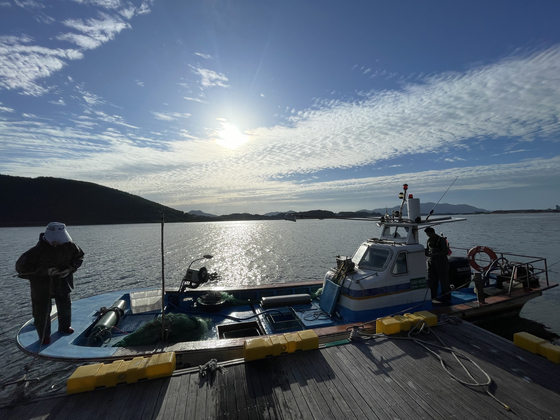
[1,214,559,404]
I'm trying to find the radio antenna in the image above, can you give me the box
[426,177,458,222]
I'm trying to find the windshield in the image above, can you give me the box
[354,246,391,271]
[381,225,409,239]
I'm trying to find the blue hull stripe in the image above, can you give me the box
[341,278,427,299]
[338,301,433,322]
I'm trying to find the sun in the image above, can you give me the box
[215,123,249,149]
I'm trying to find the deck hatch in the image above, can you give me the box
[265,308,304,332]
[217,321,265,339]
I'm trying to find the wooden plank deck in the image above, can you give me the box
[2,320,560,420]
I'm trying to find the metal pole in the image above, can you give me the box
[161,210,165,341]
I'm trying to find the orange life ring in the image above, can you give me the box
[467,246,498,272]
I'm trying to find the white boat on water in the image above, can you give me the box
[16,184,557,368]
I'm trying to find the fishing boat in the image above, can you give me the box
[16,184,557,368]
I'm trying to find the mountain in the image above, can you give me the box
[370,202,487,215]
[264,210,296,217]
[188,210,218,218]
[0,174,494,228]
[0,174,194,227]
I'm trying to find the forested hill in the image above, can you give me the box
[0,174,194,227]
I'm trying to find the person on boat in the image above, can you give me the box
[424,227,451,304]
[15,222,84,345]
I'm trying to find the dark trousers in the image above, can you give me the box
[428,258,451,302]
[30,278,72,340]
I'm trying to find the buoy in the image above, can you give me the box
[467,246,497,272]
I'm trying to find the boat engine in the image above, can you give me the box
[180,267,209,291]
[449,257,472,289]
[179,268,220,292]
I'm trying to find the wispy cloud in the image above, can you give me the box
[2,45,560,212]
[184,96,207,104]
[189,65,230,89]
[0,35,83,96]
[57,12,131,50]
[49,98,66,106]
[194,52,213,60]
[151,111,192,121]
[69,0,123,10]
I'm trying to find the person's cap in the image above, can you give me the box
[44,222,72,244]
[424,227,435,234]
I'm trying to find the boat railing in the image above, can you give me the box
[451,247,550,289]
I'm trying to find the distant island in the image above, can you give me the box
[0,174,557,228]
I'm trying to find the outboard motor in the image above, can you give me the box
[449,257,472,289]
[179,267,209,291]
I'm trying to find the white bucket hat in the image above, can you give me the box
[44,222,72,244]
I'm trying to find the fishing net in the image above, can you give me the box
[113,313,212,347]
[311,288,322,299]
[206,291,252,306]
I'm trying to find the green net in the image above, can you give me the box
[311,288,323,299]
[113,313,212,347]
[197,291,253,306]
[220,292,253,306]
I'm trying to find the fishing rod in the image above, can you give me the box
[426,176,458,222]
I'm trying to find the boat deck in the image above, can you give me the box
[3,320,560,419]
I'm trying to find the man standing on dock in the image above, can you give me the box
[424,227,451,305]
[16,222,84,345]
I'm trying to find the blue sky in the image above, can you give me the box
[1,1,559,215]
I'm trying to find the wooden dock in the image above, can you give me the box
[2,320,560,419]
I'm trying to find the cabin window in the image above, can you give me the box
[357,247,391,271]
[352,244,369,266]
[392,252,408,275]
[382,226,409,239]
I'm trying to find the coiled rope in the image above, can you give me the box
[356,319,511,412]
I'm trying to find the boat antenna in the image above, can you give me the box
[426,176,458,222]
[160,209,166,341]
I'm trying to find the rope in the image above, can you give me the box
[199,359,225,377]
[2,274,55,398]
[356,320,511,412]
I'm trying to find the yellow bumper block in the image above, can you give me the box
[514,332,547,354]
[67,352,176,394]
[244,330,319,361]
[376,311,438,335]
[376,317,401,335]
[283,332,302,353]
[514,332,560,364]
[66,363,102,395]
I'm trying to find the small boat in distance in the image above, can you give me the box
[284,213,297,221]
[16,184,557,368]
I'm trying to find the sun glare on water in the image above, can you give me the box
[216,123,249,149]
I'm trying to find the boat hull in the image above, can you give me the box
[16,280,557,367]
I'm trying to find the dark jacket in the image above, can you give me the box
[426,235,448,264]
[16,233,84,291]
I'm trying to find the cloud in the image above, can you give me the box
[0,35,83,96]
[0,103,14,113]
[57,12,131,50]
[184,97,207,104]
[49,98,66,106]
[189,65,230,89]
[76,85,105,106]
[2,46,560,212]
[151,111,192,121]
[194,53,213,60]
[69,0,123,9]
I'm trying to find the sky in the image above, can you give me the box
[1,1,560,215]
